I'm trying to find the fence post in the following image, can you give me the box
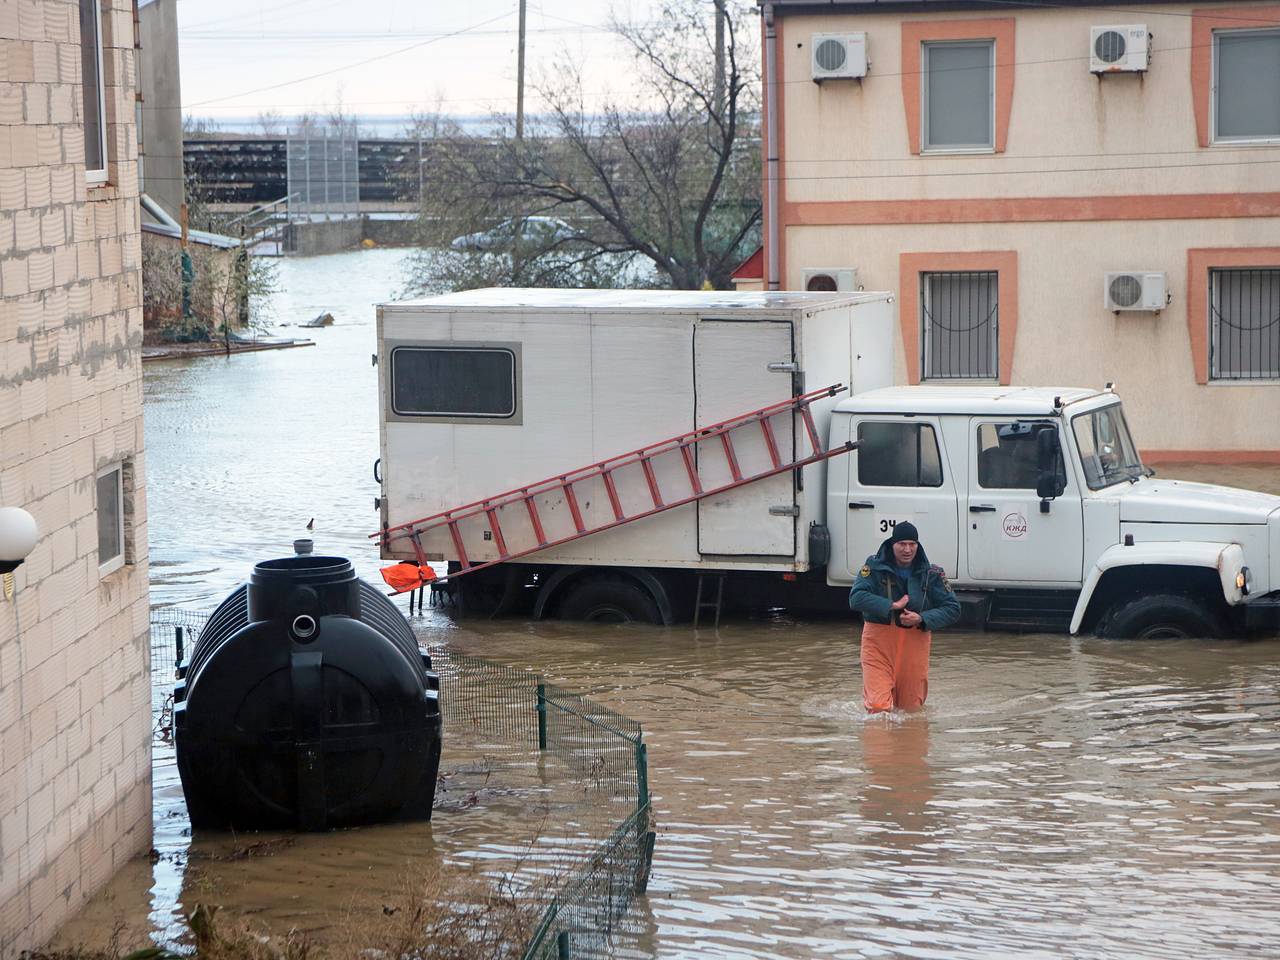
[635,740,649,813]
[536,683,547,751]
[174,625,184,668]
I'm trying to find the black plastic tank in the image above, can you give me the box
[173,556,441,831]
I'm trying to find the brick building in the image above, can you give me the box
[0,0,150,954]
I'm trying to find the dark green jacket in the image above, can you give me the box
[848,539,961,632]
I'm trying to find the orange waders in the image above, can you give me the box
[860,620,931,713]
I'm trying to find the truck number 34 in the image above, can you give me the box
[877,519,898,534]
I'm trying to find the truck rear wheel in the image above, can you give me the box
[1100,593,1228,640]
[558,575,663,624]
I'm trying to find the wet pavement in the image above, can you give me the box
[54,249,1280,958]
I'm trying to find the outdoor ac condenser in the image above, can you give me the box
[1090,25,1151,73]
[1105,272,1167,312]
[811,34,868,82]
[804,268,857,292]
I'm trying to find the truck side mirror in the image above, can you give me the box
[1035,428,1066,501]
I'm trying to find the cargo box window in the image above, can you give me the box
[391,346,518,419]
[857,422,943,487]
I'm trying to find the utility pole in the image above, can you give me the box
[516,0,527,139]
[714,0,726,114]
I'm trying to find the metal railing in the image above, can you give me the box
[921,270,999,381]
[148,609,655,959]
[1210,267,1280,381]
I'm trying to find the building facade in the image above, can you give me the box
[760,0,1280,458]
[0,0,150,954]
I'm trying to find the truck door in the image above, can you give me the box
[965,418,1084,583]
[694,319,796,556]
[844,417,959,576]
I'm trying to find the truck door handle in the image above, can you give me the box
[969,504,997,513]
[848,501,875,510]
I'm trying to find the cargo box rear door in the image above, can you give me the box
[694,319,796,557]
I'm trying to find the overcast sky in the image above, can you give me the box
[177,0,668,127]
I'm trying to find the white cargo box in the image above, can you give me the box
[377,288,894,573]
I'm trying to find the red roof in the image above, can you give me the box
[731,246,763,280]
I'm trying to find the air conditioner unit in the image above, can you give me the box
[1105,272,1167,312]
[803,268,857,292]
[811,33,868,82]
[1090,25,1150,73]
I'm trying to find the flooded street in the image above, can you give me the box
[64,248,1280,958]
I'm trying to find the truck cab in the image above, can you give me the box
[828,386,1280,638]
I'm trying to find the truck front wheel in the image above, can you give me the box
[1100,593,1228,640]
[558,575,663,624]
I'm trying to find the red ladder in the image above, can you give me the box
[374,384,857,581]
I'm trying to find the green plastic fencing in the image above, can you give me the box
[148,609,655,959]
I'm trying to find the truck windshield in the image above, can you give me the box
[1071,404,1145,489]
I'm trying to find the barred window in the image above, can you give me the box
[922,270,998,380]
[1210,268,1280,380]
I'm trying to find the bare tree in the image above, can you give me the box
[408,0,760,292]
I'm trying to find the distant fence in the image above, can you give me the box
[149,609,655,959]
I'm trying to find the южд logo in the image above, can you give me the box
[1002,512,1029,539]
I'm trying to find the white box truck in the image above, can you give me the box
[375,289,1280,638]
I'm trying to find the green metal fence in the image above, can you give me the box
[148,609,655,959]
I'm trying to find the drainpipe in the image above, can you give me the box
[763,3,780,290]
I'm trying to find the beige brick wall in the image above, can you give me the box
[0,1,150,956]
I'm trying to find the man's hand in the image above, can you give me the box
[891,595,910,611]
[898,610,923,628]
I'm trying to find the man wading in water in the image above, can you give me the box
[849,522,960,713]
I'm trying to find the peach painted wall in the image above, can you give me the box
[773,2,1280,453]
[786,217,1280,453]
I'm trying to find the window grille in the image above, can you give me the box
[922,270,999,380]
[1210,268,1280,380]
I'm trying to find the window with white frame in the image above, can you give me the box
[921,270,999,380]
[923,40,994,151]
[79,0,107,183]
[1213,29,1280,142]
[97,463,124,575]
[1210,268,1280,380]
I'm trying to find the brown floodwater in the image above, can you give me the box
[52,251,1280,958]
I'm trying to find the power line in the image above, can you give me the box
[184,8,519,109]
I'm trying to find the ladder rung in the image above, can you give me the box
[484,506,509,557]
[640,459,664,508]
[719,433,743,482]
[679,443,703,495]
[446,519,469,569]
[601,470,625,521]
[759,417,782,469]
[523,494,547,546]
[562,481,586,534]
[799,405,824,454]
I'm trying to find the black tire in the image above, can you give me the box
[455,568,507,617]
[557,575,663,624]
[1100,593,1229,640]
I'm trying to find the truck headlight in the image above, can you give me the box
[1235,567,1251,596]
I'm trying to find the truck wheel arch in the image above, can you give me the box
[1071,545,1243,635]
[532,566,676,626]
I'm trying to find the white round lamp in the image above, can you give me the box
[0,507,39,575]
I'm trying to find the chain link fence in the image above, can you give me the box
[149,609,654,959]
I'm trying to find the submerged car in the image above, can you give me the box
[449,216,577,252]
